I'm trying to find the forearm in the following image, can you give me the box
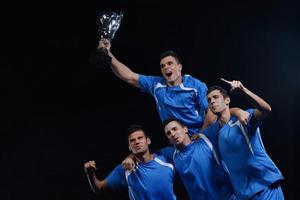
[200,109,217,131]
[108,51,139,87]
[86,172,107,193]
[220,78,271,121]
[241,87,272,119]
[229,107,245,116]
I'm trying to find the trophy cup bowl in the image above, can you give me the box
[97,11,123,42]
[89,11,123,68]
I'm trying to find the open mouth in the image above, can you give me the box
[166,72,172,77]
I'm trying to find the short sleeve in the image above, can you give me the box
[156,146,175,163]
[246,109,262,136]
[138,75,162,96]
[197,80,208,112]
[105,164,127,191]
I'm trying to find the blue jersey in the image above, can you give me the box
[139,74,208,135]
[105,155,177,200]
[158,136,236,200]
[204,109,284,199]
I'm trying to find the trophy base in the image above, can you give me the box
[89,48,112,69]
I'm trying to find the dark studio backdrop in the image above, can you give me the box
[1,0,299,199]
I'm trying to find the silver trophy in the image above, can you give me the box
[90,11,123,67]
[97,11,123,41]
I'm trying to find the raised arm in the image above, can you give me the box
[98,39,139,87]
[84,160,108,193]
[221,78,272,120]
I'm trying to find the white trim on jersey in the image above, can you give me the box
[179,79,199,116]
[125,163,138,181]
[228,120,254,155]
[153,82,166,111]
[173,134,220,165]
[125,170,135,200]
[127,185,136,200]
[124,158,174,200]
[154,157,174,170]
[198,133,220,165]
[125,170,130,182]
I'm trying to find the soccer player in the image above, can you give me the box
[123,119,237,200]
[204,78,284,199]
[96,39,248,135]
[84,124,177,200]
[161,118,236,200]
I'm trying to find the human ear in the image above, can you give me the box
[178,64,182,71]
[184,126,188,134]
[225,97,231,106]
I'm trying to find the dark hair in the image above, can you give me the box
[162,118,186,128]
[159,50,182,64]
[126,124,147,138]
[207,85,229,98]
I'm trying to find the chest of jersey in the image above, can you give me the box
[126,159,176,200]
[155,86,198,109]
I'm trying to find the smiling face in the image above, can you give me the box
[128,130,151,155]
[160,56,182,86]
[207,89,230,115]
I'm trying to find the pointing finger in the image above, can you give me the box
[220,78,232,85]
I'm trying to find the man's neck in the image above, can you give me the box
[176,135,192,149]
[167,76,183,87]
[217,108,231,126]
[135,152,154,163]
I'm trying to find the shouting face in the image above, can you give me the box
[160,56,182,86]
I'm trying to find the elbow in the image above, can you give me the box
[262,104,272,115]
[266,104,272,113]
[125,74,139,87]
[91,185,102,194]
[127,79,138,87]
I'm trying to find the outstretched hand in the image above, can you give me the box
[220,78,245,93]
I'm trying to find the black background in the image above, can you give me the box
[1,0,299,199]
